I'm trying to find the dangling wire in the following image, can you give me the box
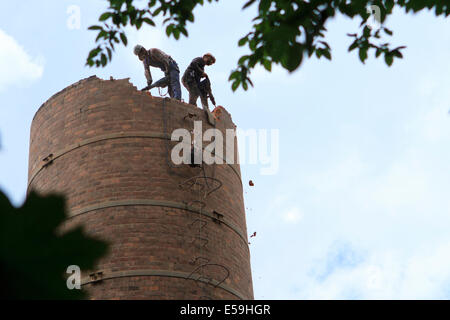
[158,87,169,97]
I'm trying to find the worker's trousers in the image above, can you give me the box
[167,59,182,100]
[182,77,209,107]
[152,59,182,100]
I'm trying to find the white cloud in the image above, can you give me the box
[282,207,303,224]
[302,242,450,299]
[417,104,450,143]
[125,25,163,53]
[307,151,367,193]
[250,64,303,86]
[370,157,431,213]
[0,29,44,91]
[251,67,450,299]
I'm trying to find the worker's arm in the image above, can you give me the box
[209,89,216,106]
[143,60,153,86]
[192,58,206,78]
[204,76,216,106]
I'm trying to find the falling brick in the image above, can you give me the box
[212,105,225,121]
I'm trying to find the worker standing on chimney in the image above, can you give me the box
[134,45,182,101]
[182,53,217,125]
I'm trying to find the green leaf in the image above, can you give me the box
[385,53,393,66]
[107,47,112,61]
[323,49,331,60]
[166,25,173,37]
[348,41,358,52]
[263,59,272,71]
[88,25,103,31]
[247,76,254,87]
[238,55,250,65]
[281,43,303,72]
[179,26,188,37]
[120,33,128,46]
[153,7,163,16]
[99,12,112,22]
[392,50,403,58]
[231,80,240,91]
[96,30,107,42]
[112,14,122,25]
[101,53,107,66]
[375,48,382,57]
[87,47,101,59]
[228,71,239,81]
[238,37,248,47]
[173,28,180,40]
[359,48,368,63]
[243,0,257,9]
[259,0,271,13]
[363,26,371,38]
[142,17,156,26]
[319,41,330,49]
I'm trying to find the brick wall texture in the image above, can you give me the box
[27,76,254,300]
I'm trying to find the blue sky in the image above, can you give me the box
[1,1,449,299]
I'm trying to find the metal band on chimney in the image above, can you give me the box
[67,198,249,249]
[81,269,246,300]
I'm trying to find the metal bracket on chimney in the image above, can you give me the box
[184,112,198,121]
[42,153,54,167]
[89,271,104,283]
[212,211,224,225]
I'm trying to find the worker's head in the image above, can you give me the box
[203,53,216,66]
[134,45,147,61]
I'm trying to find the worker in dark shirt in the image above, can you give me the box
[134,45,182,100]
[182,53,216,124]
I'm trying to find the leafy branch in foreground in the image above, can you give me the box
[0,191,108,299]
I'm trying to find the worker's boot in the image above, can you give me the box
[202,103,215,126]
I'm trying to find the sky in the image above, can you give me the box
[1,1,450,299]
